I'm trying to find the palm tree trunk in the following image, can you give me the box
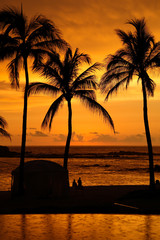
[142,80,155,189]
[64,100,72,170]
[18,56,29,195]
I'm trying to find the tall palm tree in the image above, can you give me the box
[100,18,160,189]
[0,6,66,194]
[0,116,10,139]
[28,47,115,170]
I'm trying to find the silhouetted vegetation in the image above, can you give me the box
[0,6,66,194]
[28,47,114,169]
[100,18,160,188]
[0,116,10,139]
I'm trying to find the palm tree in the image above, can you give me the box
[100,18,160,189]
[0,6,66,194]
[0,116,10,139]
[28,47,115,170]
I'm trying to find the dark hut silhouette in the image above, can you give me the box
[11,160,69,198]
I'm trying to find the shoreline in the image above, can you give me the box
[1,145,160,159]
[1,185,160,214]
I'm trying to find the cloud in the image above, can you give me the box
[0,81,11,90]
[122,134,145,143]
[89,133,117,143]
[52,132,84,142]
[0,80,25,92]
[53,134,66,142]
[115,131,120,134]
[152,135,160,144]
[29,131,48,137]
[89,132,146,144]
[72,132,84,142]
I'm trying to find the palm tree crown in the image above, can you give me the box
[28,47,115,169]
[100,19,160,98]
[0,6,65,86]
[100,18,160,188]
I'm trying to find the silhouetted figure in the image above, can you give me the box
[78,177,82,189]
[72,179,77,188]
[156,180,160,190]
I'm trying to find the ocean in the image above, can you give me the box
[1,145,160,191]
[0,145,160,240]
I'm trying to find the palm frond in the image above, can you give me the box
[72,75,98,90]
[69,48,91,80]
[74,89,96,100]
[45,50,63,70]
[7,54,21,88]
[0,6,24,32]
[77,94,115,131]
[38,16,62,39]
[0,7,27,38]
[32,39,68,51]
[100,61,135,94]
[30,49,45,69]
[0,45,16,61]
[104,76,131,100]
[27,82,60,96]
[72,48,91,65]
[73,62,101,83]
[143,74,156,96]
[107,54,133,71]
[26,15,61,43]
[0,116,7,128]
[0,34,18,61]
[42,94,64,130]
[102,70,132,84]
[0,128,11,139]
[116,29,133,46]
[0,116,11,139]
[64,48,72,66]
[30,48,55,69]
[146,42,160,68]
[148,53,160,68]
[26,15,40,35]
[34,63,63,87]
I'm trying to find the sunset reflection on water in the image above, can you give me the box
[0,214,160,240]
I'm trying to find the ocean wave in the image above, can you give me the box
[80,164,110,168]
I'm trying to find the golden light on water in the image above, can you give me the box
[0,214,160,240]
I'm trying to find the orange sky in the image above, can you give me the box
[0,0,160,146]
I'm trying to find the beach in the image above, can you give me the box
[1,185,160,214]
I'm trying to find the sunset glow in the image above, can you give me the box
[0,0,160,146]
